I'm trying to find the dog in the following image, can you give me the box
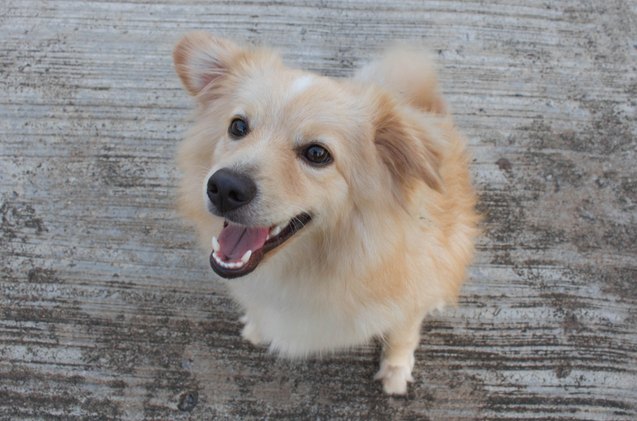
[173,32,479,395]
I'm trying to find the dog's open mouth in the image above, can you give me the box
[209,213,311,279]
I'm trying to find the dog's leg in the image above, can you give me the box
[375,313,424,395]
[239,315,265,346]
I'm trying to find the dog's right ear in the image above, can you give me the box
[173,32,241,97]
[373,94,444,195]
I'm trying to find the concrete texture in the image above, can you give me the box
[1,0,635,419]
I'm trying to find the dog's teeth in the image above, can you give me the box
[212,250,248,270]
[228,261,242,269]
[241,250,252,264]
[270,225,282,237]
[212,236,220,252]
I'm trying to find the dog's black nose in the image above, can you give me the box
[207,168,257,213]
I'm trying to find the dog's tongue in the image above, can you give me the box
[218,222,269,260]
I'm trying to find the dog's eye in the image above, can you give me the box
[301,144,332,166]
[228,118,249,139]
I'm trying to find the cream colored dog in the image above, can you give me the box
[173,32,479,395]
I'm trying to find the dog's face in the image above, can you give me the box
[174,33,442,279]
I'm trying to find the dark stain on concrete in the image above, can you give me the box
[1,197,47,241]
[27,267,60,284]
[495,157,512,173]
[177,390,198,412]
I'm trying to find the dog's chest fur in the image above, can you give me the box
[227,268,399,357]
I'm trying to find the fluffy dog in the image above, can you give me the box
[173,32,479,395]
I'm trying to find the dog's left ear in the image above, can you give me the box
[173,32,242,98]
[374,96,443,194]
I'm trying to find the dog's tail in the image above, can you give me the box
[355,46,446,115]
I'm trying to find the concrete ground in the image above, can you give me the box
[1,0,635,419]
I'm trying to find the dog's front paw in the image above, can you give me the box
[374,358,415,395]
[240,316,264,346]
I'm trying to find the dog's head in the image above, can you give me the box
[174,32,442,279]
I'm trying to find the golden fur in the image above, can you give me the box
[173,32,479,394]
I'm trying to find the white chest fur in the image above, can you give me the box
[227,270,399,357]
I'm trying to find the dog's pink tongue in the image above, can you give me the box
[218,222,269,260]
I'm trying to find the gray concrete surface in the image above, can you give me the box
[1,0,636,419]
